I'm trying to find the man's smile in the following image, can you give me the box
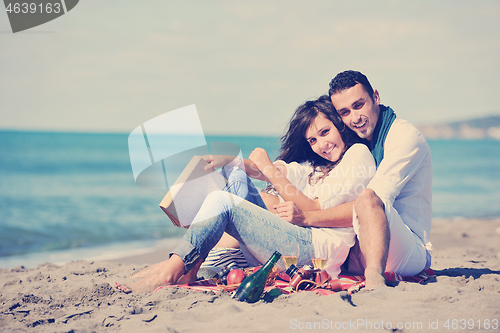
[353,119,367,129]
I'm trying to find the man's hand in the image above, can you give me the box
[273,201,307,226]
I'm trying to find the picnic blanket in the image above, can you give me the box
[155,268,436,297]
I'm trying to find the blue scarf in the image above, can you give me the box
[368,105,397,167]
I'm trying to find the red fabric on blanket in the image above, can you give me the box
[155,269,436,296]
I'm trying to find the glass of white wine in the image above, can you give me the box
[311,243,328,271]
[280,243,299,269]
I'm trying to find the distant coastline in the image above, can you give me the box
[417,115,500,140]
[3,114,500,140]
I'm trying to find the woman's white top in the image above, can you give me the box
[274,143,376,277]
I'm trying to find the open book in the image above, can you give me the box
[159,156,227,228]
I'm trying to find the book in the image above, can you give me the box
[159,155,227,228]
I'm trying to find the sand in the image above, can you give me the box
[1,218,499,332]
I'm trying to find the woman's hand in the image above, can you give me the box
[201,155,238,171]
[249,148,275,176]
[273,201,307,226]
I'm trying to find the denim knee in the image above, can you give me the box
[225,167,249,188]
[223,166,266,209]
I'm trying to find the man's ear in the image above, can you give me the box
[373,89,380,105]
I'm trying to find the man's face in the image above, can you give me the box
[330,83,380,141]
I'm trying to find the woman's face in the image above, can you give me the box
[305,113,345,162]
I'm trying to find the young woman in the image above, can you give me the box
[117,95,375,293]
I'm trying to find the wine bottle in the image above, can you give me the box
[232,251,281,303]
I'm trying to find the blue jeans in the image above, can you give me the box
[220,165,267,210]
[171,166,314,272]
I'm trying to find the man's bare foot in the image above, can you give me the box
[364,266,386,290]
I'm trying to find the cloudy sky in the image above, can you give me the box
[1,0,499,136]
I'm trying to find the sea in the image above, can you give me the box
[1,130,499,268]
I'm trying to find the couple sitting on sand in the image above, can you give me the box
[117,70,433,293]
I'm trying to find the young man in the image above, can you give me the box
[331,70,433,289]
[281,71,432,289]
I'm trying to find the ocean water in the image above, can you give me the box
[0,130,499,268]
[429,139,500,218]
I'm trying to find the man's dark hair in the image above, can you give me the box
[328,70,375,102]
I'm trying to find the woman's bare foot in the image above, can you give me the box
[176,259,203,285]
[363,266,386,290]
[128,261,163,279]
[115,255,186,293]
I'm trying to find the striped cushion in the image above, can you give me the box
[201,247,250,269]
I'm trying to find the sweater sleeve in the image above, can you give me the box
[367,119,431,206]
[273,160,310,193]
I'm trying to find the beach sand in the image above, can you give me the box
[1,218,499,332]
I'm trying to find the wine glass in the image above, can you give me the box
[311,243,328,271]
[280,243,299,269]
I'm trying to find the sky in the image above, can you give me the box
[1,0,499,136]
